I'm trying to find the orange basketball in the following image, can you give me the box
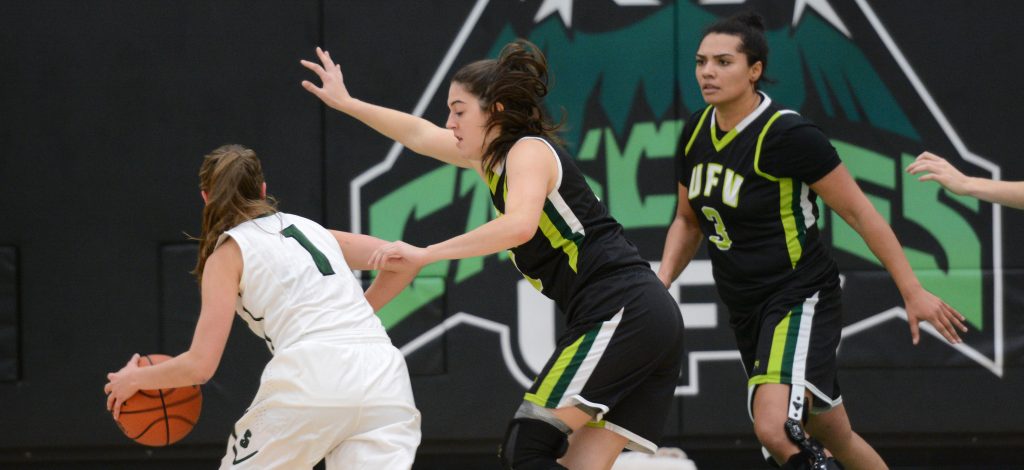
[113,354,202,446]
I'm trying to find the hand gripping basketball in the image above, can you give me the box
[105,354,202,446]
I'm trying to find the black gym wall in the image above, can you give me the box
[1,1,1022,467]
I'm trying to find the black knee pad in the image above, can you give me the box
[498,418,569,470]
[779,449,844,470]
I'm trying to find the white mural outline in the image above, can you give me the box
[347,0,1006,395]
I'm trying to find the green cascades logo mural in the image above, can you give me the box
[352,0,1005,389]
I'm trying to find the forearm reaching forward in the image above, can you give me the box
[332,230,421,311]
[907,152,1024,209]
[301,47,475,169]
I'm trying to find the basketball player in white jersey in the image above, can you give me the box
[105,144,422,469]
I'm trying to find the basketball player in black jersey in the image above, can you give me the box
[658,12,968,470]
[302,40,685,469]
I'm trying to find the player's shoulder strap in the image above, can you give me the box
[753,109,802,182]
[683,105,714,157]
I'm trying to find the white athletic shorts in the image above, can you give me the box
[219,335,421,469]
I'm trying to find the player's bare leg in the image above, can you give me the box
[554,406,628,470]
[806,403,887,470]
[752,383,804,463]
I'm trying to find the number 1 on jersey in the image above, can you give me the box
[281,224,336,275]
[701,206,733,251]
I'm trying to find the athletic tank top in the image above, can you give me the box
[215,212,386,353]
[486,136,649,319]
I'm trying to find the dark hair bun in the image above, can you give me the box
[733,12,765,32]
[496,39,549,99]
[498,40,547,82]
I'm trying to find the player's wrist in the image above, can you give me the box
[335,95,357,113]
[423,244,444,265]
[897,281,926,304]
[950,176,973,197]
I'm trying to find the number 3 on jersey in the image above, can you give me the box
[281,224,336,275]
[701,206,733,251]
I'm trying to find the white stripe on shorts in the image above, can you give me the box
[556,308,624,417]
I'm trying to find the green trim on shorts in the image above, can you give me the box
[524,327,601,408]
[747,303,804,387]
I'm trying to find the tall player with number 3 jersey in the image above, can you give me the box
[658,12,968,470]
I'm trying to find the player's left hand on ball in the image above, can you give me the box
[104,353,141,420]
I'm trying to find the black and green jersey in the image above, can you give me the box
[487,136,649,323]
[677,93,841,312]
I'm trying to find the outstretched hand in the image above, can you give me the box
[104,353,141,420]
[904,288,968,345]
[300,46,352,111]
[905,152,971,195]
[369,241,431,271]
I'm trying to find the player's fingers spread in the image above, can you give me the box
[951,316,968,335]
[300,59,326,76]
[945,314,965,336]
[918,161,939,172]
[946,326,961,345]
[936,315,959,344]
[937,308,962,343]
[910,162,936,175]
[946,304,969,332]
[301,81,322,96]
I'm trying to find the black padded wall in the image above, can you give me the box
[1,1,1022,468]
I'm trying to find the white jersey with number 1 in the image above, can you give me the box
[213,212,420,469]
[218,212,386,353]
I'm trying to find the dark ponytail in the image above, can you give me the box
[452,39,562,173]
[703,12,772,88]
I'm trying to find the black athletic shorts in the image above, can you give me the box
[522,267,685,453]
[736,279,844,417]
